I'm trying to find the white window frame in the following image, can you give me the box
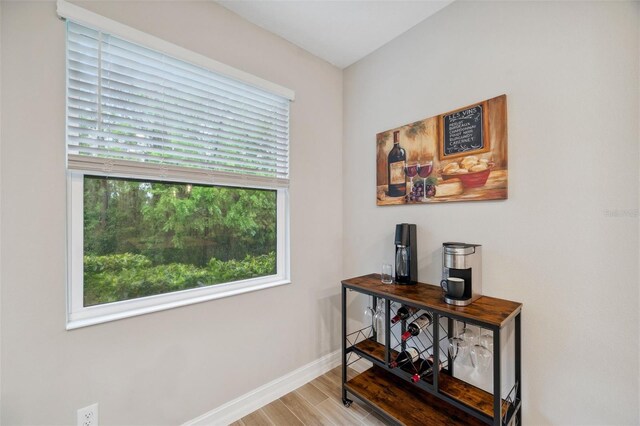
[61,1,293,329]
[67,173,290,330]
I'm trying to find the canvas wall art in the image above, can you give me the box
[376,94,508,205]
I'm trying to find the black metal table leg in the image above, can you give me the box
[341,285,352,406]
[447,317,454,376]
[371,295,378,341]
[433,313,440,391]
[493,326,501,426]
[515,313,521,425]
[400,312,407,353]
[385,298,391,366]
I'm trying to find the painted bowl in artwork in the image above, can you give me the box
[442,167,492,188]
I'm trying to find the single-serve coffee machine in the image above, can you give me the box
[442,242,482,306]
[395,223,417,284]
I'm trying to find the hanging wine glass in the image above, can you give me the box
[479,329,494,353]
[470,344,492,372]
[373,298,385,332]
[448,320,469,361]
[459,326,478,345]
[364,297,376,332]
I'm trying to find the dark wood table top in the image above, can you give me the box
[342,273,522,328]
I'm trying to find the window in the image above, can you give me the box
[64,15,292,329]
[81,177,277,307]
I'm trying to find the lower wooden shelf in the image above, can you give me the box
[353,339,395,361]
[351,338,499,419]
[439,373,496,419]
[345,366,486,426]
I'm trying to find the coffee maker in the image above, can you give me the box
[442,242,482,306]
[395,224,417,284]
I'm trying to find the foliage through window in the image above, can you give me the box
[83,176,277,306]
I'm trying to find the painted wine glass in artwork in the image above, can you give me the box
[417,160,433,201]
[404,161,419,198]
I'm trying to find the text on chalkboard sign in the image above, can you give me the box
[442,105,484,157]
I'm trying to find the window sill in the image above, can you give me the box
[66,277,291,330]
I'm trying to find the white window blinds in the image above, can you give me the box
[66,21,290,188]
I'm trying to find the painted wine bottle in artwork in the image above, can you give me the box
[387,130,406,197]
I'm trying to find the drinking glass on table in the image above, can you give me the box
[381,264,393,284]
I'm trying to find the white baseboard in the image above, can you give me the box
[184,350,341,426]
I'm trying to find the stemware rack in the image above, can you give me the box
[341,274,522,426]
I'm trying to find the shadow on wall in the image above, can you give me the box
[316,288,342,356]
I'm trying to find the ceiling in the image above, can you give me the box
[216,0,454,69]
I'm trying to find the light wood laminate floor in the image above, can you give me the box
[229,366,391,426]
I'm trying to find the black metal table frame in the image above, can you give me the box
[341,283,522,426]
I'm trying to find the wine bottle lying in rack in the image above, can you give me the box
[389,347,420,368]
[411,356,443,383]
[401,313,433,341]
[390,305,418,324]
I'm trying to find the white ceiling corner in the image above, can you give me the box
[215,0,455,69]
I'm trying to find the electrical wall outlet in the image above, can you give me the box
[77,403,99,426]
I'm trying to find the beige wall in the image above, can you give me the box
[343,1,639,424]
[0,1,342,424]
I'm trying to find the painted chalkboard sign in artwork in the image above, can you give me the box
[441,103,490,158]
[376,94,507,206]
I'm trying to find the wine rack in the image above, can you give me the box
[341,274,522,426]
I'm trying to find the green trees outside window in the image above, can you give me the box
[83,176,277,306]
